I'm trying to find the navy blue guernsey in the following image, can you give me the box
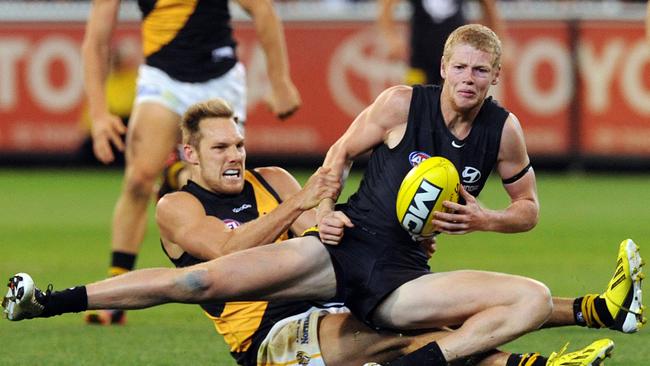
[343,84,508,241]
[325,85,509,324]
[162,172,312,366]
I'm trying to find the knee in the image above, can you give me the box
[521,279,553,326]
[123,165,160,199]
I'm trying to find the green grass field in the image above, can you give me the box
[0,168,648,365]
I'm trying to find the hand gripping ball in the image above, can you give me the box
[396,156,460,238]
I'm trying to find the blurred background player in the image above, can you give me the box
[76,40,139,167]
[81,0,301,324]
[378,0,507,85]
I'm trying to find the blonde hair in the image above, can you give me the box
[443,24,502,68]
[181,98,237,147]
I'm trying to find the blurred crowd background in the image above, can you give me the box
[0,0,648,170]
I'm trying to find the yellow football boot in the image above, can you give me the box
[600,239,645,333]
[546,339,614,366]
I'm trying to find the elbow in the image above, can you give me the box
[521,202,540,232]
[502,199,538,233]
[521,215,538,232]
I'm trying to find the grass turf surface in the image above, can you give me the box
[0,168,648,365]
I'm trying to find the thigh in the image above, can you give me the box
[125,101,180,176]
[373,270,545,330]
[319,312,448,366]
[195,236,337,302]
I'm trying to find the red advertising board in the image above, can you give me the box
[0,19,648,158]
[496,21,573,156]
[0,23,140,153]
[579,21,650,156]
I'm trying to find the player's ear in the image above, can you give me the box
[491,65,500,85]
[184,144,199,165]
[440,56,447,80]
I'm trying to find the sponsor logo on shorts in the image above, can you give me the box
[222,219,241,229]
[299,315,311,344]
[408,151,431,167]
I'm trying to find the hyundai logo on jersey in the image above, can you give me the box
[462,166,481,184]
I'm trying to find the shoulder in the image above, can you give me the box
[370,85,414,129]
[252,166,294,183]
[498,113,529,162]
[252,167,302,198]
[503,113,524,135]
[376,85,413,109]
[156,191,203,218]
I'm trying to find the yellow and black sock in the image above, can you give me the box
[574,294,613,328]
[109,251,136,278]
[506,353,547,366]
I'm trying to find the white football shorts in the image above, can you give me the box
[257,306,349,366]
[134,62,247,123]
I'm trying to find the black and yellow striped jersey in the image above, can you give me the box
[137,0,238,82]
[163,170,313,366]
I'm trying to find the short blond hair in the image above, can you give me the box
[181,98,237,147]
[443,24,502,68]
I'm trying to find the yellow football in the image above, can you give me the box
[396,156,460,238]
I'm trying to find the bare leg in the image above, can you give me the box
[86,237,337,309]
[373,270,553,362]
[545,297,576,327]
[318,313,446,366]
[112,102,180,254]
[318,313,518,366]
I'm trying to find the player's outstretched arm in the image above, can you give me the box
[236,0,301,120]
[81,0,126,164]
[318,85,413,243]
[156,167,339,260]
